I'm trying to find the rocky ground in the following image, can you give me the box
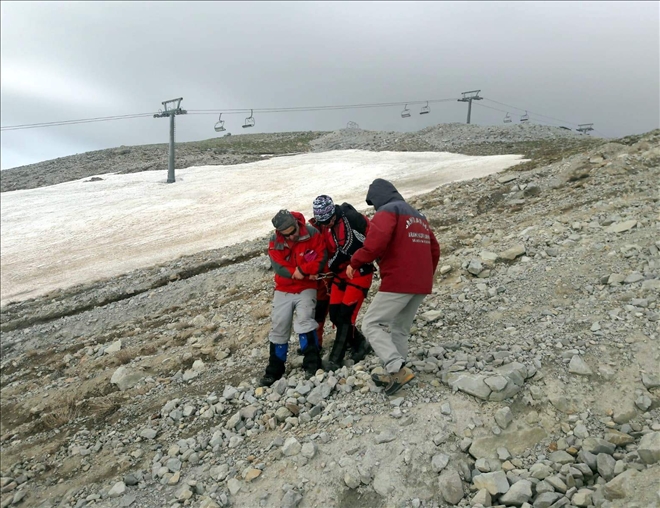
[1,125,659,508]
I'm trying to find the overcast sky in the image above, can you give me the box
[1,1,658,170]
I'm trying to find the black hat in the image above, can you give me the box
[272,209,296,231]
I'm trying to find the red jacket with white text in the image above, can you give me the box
[349,179,440,294]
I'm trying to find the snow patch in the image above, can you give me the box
[1,150,526,305]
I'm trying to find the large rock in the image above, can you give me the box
[111,366,145,391]
[637,432,660,464]
[438,470,464,505]
[473,471,509,496]
[431,453,450,473]
[448,373,491,400]
[499,479,532,505]
[282,437,301,457]
[605,220,637,233]
[582,437,615,455]
[568,355,593,376]
[499,244,526,261]
[603,468,638,500]
[307,383,332,405]
[469,423,547,459]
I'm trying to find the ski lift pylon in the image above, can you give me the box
[420,101,430,115]
[503,112,512,123]
[520,111,529,123]
[242,109,255,128]
[214,113,226,132]
[401,104,411,118]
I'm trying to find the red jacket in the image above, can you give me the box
[269,211,327,293]
[350,179,440,294]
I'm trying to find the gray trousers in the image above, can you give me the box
[362,291,426,373]
[269,289,318,344]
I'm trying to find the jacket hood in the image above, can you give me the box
[365,179,404,210]
[290,210,307,228]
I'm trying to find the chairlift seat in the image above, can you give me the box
[214,113,226,132]
[401,104,411,118]
[420,101,430,115]
[243,110,255,128]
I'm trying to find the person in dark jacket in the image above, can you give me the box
[260,209,327,386]
[311,195,373,371]
[347,179,440,395]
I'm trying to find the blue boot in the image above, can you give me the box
[299,330,322,378]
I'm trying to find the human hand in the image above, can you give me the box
[309,274,318,281]
[292,267,305,280]
[346,265,355,279]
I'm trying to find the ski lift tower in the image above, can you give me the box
[576,123,594,135]
[457,90,483,124]
[154,97,187,183]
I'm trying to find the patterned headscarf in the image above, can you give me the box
[312,195,335,224]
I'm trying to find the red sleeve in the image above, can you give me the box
[350,210,396,268]
[268,238,295,278]
[430,230,440,273]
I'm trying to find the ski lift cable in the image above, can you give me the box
[482,98,580,127]
[1,113,156,131]
[187,97,459,114]
[473,102,575,128]
[2,98,458,131]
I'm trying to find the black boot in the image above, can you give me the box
[327,322,350,372]
[349,326,371,363]
[260,342,287,387]
[300,331,322,378]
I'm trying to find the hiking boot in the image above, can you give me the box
[300,331,322,377]
[384,367,415,396]
[371,371,391,387]
[326,360,342,372]
[259,374,279,387]
[350,327,371,363]
[327,322,350,371]
[261,342,287,387]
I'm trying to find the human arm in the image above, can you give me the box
[349,210,396,269]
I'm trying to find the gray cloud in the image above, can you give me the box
[2,1,658,169]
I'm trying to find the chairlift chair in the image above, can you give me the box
[214,113,226,132]
[419,101,430,115]
[520,111,529,123]
[242,109,255,128]
[503,113,512,123]
[401,104,411,118]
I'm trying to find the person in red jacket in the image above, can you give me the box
[347,179,440,396]
[260,209,327,386]
[312,195,373,371]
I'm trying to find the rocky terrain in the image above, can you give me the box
[1,125,659,508]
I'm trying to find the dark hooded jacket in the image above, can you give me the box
[269,211,327,293]
[350,179,440,294]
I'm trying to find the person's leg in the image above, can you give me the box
[362,292,415,374]
[314,280,331,348]
[328,278,346,327]
[390,293,426,361]
[261,291,294,386]
[345,273,373,362]
[293,289,322,376]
